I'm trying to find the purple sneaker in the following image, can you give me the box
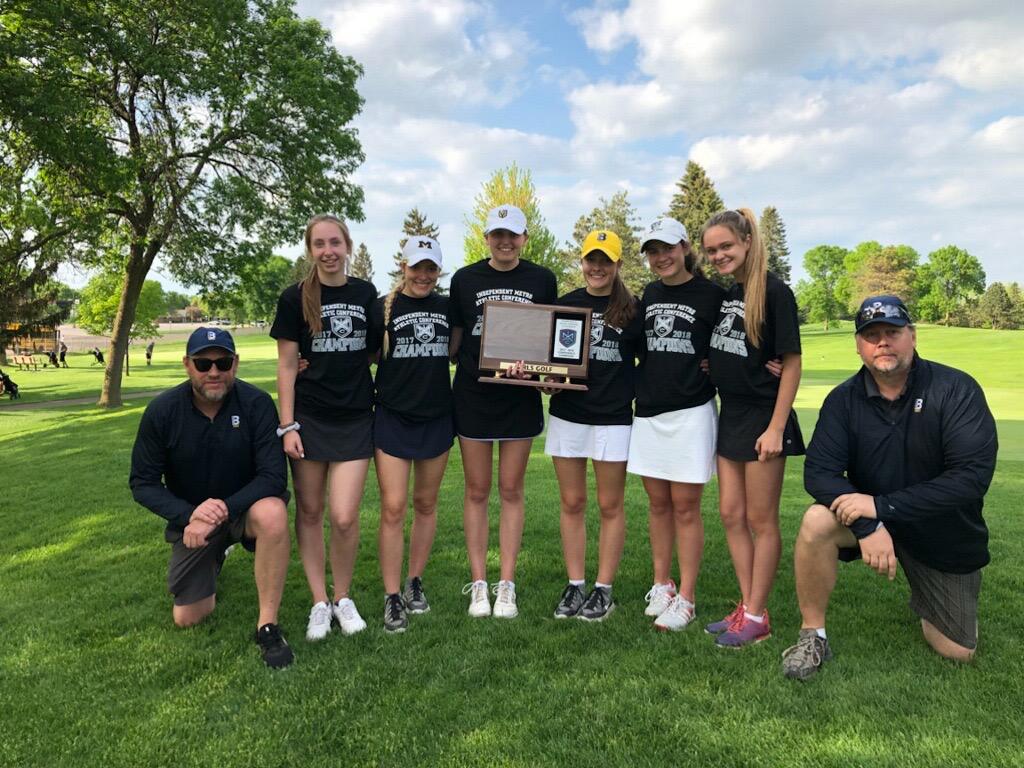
[715,610,771,648]
[704,602,744,635]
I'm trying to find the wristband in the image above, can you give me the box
[276,421,301,437]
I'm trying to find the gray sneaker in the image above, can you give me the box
[781,629,833,680]
[577,586,615,622]
[554,583,585,619]
[383,593,409,634]
[403,576,430,614]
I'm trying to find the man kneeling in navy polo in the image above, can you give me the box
[782,296,998,680]
[130,328,294,668]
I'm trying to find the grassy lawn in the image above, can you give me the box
[1,325,1021,767]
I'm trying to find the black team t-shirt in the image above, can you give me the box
[634,276,725,418]
[709,273,801,404]
[270,278,378,421]
[370,291,452,422]
[448,258,558,439]
[548,289,642,426]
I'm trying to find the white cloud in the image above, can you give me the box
[974,116,1024,152]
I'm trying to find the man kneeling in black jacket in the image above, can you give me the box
[782,296,998,680]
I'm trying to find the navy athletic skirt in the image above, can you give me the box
[374,405,454,460]
[717,398,805,462]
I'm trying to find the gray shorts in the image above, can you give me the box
[165,514,253,606]
[895,543,981,650]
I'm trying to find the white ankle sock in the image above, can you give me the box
[744,611,765,623]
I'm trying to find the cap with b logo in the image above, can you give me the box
[854,295,913,334]
[483,205,528,236]
[640,217,688,252]
[581,229,623,262]
[402,235,443,268]
[186,327,236,356]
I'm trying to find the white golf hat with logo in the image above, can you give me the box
[402,235,443,268]
[483,205,528,236]
[640,217,689,252]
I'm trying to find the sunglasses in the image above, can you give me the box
[190,356,234,372]
[859,304,910,323]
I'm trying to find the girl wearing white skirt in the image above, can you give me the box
[627,218,725,631]
[370,236,454,634]
[544,230,643,622]
[271,214,377,641]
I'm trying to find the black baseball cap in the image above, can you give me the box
[186,327,236,355]
[855,296,912,334]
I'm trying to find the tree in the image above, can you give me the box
[78,271,165,374]
[666,161,726,285]
[976,283,1016,330]
[203,253,294,323]
[759,206,792,283]
[560,191,646,296]
[0,1,364,406]
[1006,282,1024,328]
[463,164,563,282]
[796,245,849,330]
[846,243,919,314]
[391,208,441,285]
[916,245,986,325]
[350,243,375,283]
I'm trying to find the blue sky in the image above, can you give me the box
[144,0,1023,291]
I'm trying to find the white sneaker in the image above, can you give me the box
[332,597,367,635]
[306,600,332,641]
[654,595,696,632]
[644,581,677,617]
[462,580,491,618]
[492,580,518,619]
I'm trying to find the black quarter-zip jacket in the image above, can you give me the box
[130,380,288,533]
[804,355,998,573]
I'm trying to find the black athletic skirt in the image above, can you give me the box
[717,398,805,462]
[374,405,454,460]
[294,409,373,462]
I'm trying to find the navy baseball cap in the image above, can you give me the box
[186,327,236,355]
[855,296,912,334]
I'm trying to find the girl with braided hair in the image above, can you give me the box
[369,236,453,633]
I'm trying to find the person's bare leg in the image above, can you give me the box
[793,504,856,628]
[291,458,330,604]
[643,476,675,584]
[460,438,494,582]
[375,450,412,596]
[717,456,753,607]
[173,596,215,627]
[743,457,786,616]
[326,458,370,600]
[553,456,588,582]
[497,439,533,583]
[670,481,705,603]
[593,460,627,585]
[921,619,976,662]
[407,452,449,579]
[245,497,291,627]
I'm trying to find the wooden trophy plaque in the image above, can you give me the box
[477,301,592,391]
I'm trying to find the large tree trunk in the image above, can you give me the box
[98,248,148,407]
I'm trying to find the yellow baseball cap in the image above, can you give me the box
[581,229,622,262]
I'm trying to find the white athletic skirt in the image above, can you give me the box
[544,415,631,462]
[626,399,718,483]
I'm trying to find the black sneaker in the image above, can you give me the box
[554,583,585,619]
[403,576,430,614]
[255,623,294,669]
[577,586,615,622]
[384,593,408,634]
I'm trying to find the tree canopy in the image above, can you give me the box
[796,245,849,330]
[0,0,365,405]
[759,206,792,283]
[916,245,986,325]
[463,164,562,282]
[350,243,375,284]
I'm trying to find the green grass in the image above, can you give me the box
[1,325,1022,767]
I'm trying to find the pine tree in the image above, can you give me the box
[350,242,375,284]
[759,206,792,283]
[666,161,726,286]
[976,283,1015,329]
[562,191,646,296]
[391,208,441,285]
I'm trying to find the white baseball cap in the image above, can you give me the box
[483,205,528,236]
[640,217,688,252]
[402,235,442,268]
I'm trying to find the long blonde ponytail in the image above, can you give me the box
[701,208,767,348]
